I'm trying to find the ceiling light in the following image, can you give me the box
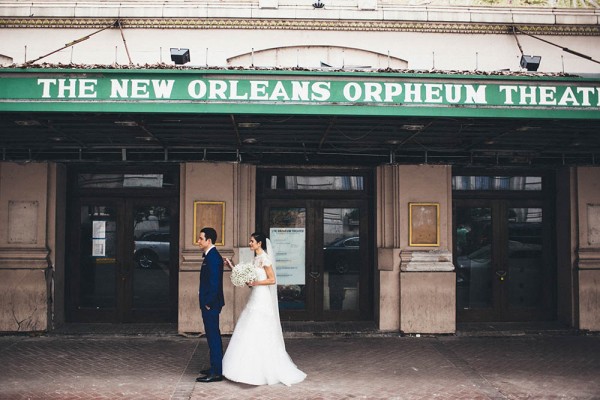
[238,122,261,128]
[135,136,154,141]
[386,139,400,145]
[516,126,541,132]
[14,120,40,126]
[114,121,139,127]
[49,136,65,141]
[401,124,424,131]
[243,138,258,144]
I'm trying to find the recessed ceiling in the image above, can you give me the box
[0,112,599,166]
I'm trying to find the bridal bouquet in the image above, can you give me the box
[230,262,257,287]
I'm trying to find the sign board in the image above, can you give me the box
[0,69,599,119]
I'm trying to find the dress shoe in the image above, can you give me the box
[199,368,211,376]
[196,373,223,383]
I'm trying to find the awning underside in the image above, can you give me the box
[1,112,599,166]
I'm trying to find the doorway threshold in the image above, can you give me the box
[281,321,383,337]
[51,323,178,337]
[456,321,577,337]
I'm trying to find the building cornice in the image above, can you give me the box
[0,17,599,35]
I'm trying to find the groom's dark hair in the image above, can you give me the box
[201,227,217,244]
[251,232,268,251]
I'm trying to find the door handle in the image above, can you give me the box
[309,271,321,280]
[495,270,507,282]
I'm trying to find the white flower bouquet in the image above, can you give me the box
[230,262,257,287]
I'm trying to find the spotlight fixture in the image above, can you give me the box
[14,120,40,126]
[401,124,425,131]
[114,120,139,127]
[520,55,541,72]
[170,48,190,65]
[237,122,261,128]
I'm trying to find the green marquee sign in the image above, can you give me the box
[1,68,599,119]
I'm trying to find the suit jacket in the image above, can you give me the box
[199,247,225,310]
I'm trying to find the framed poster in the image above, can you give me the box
[193,201,225,245]
[409,202,440,247]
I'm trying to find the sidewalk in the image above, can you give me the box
[0,328,599,400]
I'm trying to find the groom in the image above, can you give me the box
[196,227,225,383]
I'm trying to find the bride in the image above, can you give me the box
[222,232,306,386]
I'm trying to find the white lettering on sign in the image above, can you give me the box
[110,79,175,98]
[229,80,248,100]
[343,82,361,102]
[152,80,175,98]
[559,87,579,106]
[37,78,98,98]
[291,81,310,101]
[31,77,599,110]
[250,81,269,100]
[465,85,487,104]
[311,82,330,101]
[384,83,402,102]
[188,80,207,98]
[404,83,422,102]
[577,87,595,106]
[425,84,443,103]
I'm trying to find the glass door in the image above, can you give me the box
[320,205,364,319]
[69,198,177,323]
[264,200,370,321]
[72,201,122,322]
[129,201,176,322]
[454,199,552,322]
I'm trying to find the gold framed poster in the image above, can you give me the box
[193,201,225,246]
[409,202,440,247]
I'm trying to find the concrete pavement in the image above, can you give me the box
[0,330,599,400]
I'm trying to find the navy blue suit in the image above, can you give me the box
[199,246,225,375]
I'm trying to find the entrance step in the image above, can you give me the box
[51,323,178,336]
[281,321,381,337]
[456,321,578,337]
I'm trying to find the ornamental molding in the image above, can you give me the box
[0,17,599,35]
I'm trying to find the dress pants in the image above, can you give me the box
[201,306,223,375]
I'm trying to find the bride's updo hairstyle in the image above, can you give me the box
[251,232,268,252]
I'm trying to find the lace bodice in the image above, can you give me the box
[252,252,272,281]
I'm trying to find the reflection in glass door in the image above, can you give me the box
[454,200,551,322]
[455,206,493,311]
[131,205,172,315]
[322,208,360,313]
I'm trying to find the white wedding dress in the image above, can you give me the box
[222,251,306,386]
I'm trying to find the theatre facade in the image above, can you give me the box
[1,0,600,334]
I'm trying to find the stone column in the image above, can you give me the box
[376,164,401,331]
[575,166,600,331]
[376,164,455,334]
[178,162,255,335]
[0,162,53,332]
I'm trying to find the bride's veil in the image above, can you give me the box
[266,238,285,347]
